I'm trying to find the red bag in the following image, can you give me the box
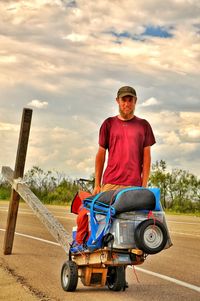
[71,191,92,214]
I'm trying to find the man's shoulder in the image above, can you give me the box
[105,116,117,121]
[134,116,150,125]
[102,116,117,125]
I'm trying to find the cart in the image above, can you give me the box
[61,187,172,292]
[61,246,144,291]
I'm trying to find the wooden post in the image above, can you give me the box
[2,166,71,254]
[3,108,32,255]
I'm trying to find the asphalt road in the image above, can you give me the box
[0,201,200,301]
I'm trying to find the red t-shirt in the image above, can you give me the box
[99,116,156,186]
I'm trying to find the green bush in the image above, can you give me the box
[0,186,11,200]
[31,179,79,205]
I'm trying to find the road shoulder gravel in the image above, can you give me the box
[0,258,50,301]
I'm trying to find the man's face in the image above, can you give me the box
[116,95,136,119]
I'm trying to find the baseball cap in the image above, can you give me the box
[117,86,137,98]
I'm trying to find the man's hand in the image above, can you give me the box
[93,146,106,195]
[142,146,151,187]
[92,185,101,195]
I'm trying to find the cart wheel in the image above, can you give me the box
[61,261,78,292]
[107,266,125,291]
[134,219,168,254]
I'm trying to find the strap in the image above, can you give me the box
[87,192,115,250]
[89,192,105,242]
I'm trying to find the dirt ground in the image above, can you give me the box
[0,263,41,301]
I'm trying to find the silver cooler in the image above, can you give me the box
[109,211,172,249]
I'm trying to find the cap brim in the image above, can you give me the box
[118,92,137,98]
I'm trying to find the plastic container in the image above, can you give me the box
[109,210,172,249]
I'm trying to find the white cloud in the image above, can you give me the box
[141,97,160,107]
[139,110,200,175]
[185,127,200,139]
[28,100,48,109]
[179,112,200,142]
[0,122,19,131]
[0,55,17,63]
[63,33,88,42]
[0,1,199,177]
[23,115,99,177]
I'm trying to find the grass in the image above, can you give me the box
[165,209,200,217]
[1,199,199,217]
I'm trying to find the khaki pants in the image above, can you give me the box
[101,183,131,192]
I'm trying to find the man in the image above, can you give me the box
[93,85,156,194]
[71,86,156,251]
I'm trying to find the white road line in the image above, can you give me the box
[168,221,200,225]
[0,209,34,215]
[0,228,60,247]
[1,207,199,224]
[133,266,200,293]
[170,231,200,237]
[0,228,199,293]
[54,215,75,220]
[0,208,75,220]
[0,206,72,213]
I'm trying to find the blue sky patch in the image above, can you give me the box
[106,30,144,42]
[109,31,131,39]
[106,27,173,42]
[142,26,173,38]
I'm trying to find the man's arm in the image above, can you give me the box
[93,146,106,195]
[142,146,151,187]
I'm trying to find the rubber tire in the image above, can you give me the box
[107,266,125,291]
[61,261,78,292]
[134,219,168,254]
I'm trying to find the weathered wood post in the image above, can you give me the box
[2,166,71,254]
[3,108,32,255]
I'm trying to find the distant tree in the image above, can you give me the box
[24,166,59,198]
[24,166,79,204]
[0,174,11,199]
[149,160,169,208]
[167,169,200,212]
[1,162,199,212]
[43,179,79,204]
[149,161,200,212]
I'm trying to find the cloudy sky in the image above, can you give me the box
[0,0,199,180]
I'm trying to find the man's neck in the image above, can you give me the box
[117,114,135,121]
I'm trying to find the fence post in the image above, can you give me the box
[3,108,32,255]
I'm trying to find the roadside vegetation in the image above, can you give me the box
[0,161,199,214]
[148,160,199,214]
